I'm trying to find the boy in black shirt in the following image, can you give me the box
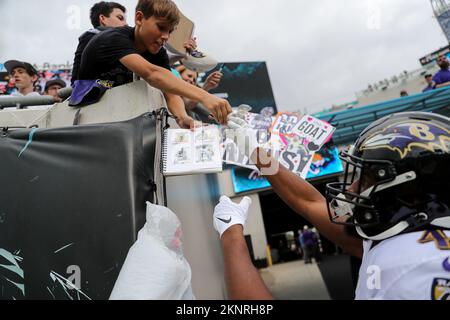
[71,2,128,85]
[75,0,231,127]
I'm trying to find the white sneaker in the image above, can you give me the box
[182,50,218,73]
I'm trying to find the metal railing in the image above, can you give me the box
[0,87,72,109]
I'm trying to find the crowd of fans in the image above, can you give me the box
[399,54,450,98]
[413,53,450,95]
[425,54,450,91]
[0,0,226,125]
[0,65,71,98]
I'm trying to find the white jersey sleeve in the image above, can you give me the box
[355,230,450,300]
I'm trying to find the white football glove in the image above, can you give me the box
[227,116,250,129]
[236,128,259,158]
[213,196,252,238]
[224,127,259,159]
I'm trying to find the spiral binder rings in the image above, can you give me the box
[161,124,223,177]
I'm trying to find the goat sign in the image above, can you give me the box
[292,116,335,151]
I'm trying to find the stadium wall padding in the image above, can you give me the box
[0,112,157,300]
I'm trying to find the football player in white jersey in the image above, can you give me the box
[213,112,450,300]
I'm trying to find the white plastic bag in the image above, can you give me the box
[109,202,195,300]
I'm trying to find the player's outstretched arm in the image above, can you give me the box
[253,148,363,258]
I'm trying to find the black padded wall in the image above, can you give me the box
[0,113,157,300]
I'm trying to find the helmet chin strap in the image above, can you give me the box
[355,221,409,241]
[360,171,417,198]
[354,171,418,241]
[356,217,450,241]
[431,217,450,229]
[338,170,449,241]
[333,171,417,218]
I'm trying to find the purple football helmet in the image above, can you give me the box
[326,112,450,240]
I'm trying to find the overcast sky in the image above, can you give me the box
[0,0,447,113]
